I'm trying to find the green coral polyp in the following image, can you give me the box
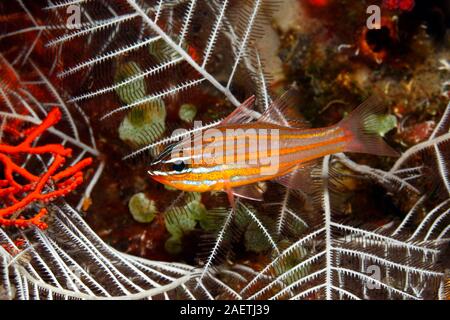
[163,193,210,254]
[115,60,167,146]
[118,102,167,146]
[148,37,186,62]
[179,103,197,123]
[114,61,147,105]
[366,114,398,137]
[128,193,157,223]
[165,207,197,238]
[164,236,183,255]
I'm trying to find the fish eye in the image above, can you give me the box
[171,160,187,172]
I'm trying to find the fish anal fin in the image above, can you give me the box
[232,183,265,201]
[274,161,318,191]
[259,87,310,129]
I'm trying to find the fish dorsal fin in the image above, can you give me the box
[258,88,310,129]
[232,183,265,201]
[221,95,256,125]
[274,160,319,191]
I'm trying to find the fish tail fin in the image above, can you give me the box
[339,96,399,157]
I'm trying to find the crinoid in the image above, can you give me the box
[45,0,277,119]
[190,102,450,300]
[0,0,449,300]
[0,0,213,300]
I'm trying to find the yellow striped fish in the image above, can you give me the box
[148,90,398,204]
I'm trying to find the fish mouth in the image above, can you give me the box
[148,172,166,183]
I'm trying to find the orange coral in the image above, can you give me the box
[383,0,415,11]
[0,108,92,229]
[359,17,397,64]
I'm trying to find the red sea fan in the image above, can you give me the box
[0,108,92,229]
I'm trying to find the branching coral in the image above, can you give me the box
[0,0,448,301]
[0,108,92,229]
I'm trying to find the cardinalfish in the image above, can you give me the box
[148,90,399,206]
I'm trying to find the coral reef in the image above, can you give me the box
[0,108,92,229]
[0,0,448,300]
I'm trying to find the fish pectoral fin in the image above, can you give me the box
[258,86,310,129]
[274,160,319,191]
[232,184,265,201]
[224,181,237,210]
[221,95,256,125]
